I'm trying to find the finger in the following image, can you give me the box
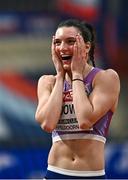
[77,34,83,59]
[51,36,55,56]
[73,36,78,58]
[79,34,86,60]
[52,36,59,63]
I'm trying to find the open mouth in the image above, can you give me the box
[61,55,72,61]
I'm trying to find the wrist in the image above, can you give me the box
[72,73,83,80]
[56,73,64,81]
[72,78,84,83]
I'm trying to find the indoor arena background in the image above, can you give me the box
[0,0,127,179]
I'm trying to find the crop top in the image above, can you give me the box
[52,67,113,144]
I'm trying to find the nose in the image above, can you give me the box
[60,42,68,51]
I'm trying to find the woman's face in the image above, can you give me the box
[54,26,80,71]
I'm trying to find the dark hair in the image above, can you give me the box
[57,19,96,67]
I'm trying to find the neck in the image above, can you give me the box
[83,64,94,77]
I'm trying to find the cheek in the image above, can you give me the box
[55,46,60,53]
[69,45,74,53]
[55,46,62,59]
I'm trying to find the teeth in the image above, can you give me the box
[61,55,72,60]
[61,54,70,57]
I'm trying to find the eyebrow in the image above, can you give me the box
[55,37,76,41]
[67,37,76,40]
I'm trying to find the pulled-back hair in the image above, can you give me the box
[57,19,96,67]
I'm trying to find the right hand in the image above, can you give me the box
[51,36,65,78]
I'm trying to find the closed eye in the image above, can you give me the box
[66,38,76,45]
[54,39,61,45]
[54,37,76,46]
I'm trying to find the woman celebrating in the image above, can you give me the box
[35,19,120,179]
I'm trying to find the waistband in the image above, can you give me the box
[52,133,106,143]
[48,165,105,177]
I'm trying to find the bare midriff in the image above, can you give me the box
[48,139,105,171]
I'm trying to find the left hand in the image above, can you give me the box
[71,34,88,77]
[51,36,65,78]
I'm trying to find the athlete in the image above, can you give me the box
[35,19,120,179]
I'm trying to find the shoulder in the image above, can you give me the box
[95,68,120,83]
[38,75,55,82]
[38,75,56,88]
[93,68,120,90]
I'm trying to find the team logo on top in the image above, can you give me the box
[63,90,73,102]
[63,84,90,102]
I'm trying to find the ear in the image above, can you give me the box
[84,42,91,53]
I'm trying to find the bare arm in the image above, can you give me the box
[71,34,120,129]
[35,35,66,132]
[72,69,120,129]
[35,74,64,132]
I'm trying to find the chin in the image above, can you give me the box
[63,64,71,71]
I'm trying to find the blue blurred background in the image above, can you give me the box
[0,0,127,178]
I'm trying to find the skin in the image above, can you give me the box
[35,26,120,171]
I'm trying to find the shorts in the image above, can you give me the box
[44,165,106,179]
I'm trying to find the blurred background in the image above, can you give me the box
[0,0,127,178]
